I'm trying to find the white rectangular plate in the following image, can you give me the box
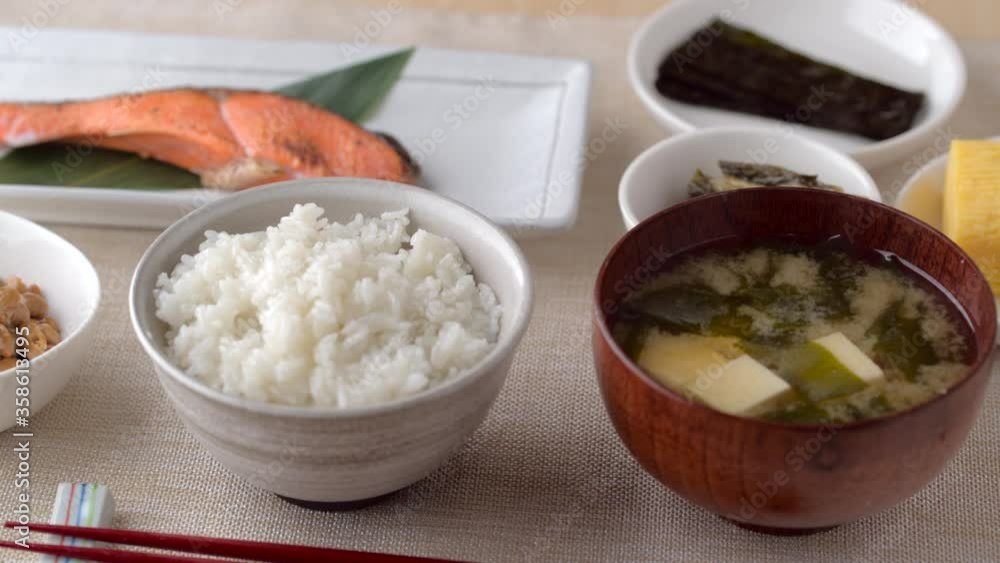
[0,28,591,235]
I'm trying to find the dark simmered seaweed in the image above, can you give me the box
[687,161,843,197]
[656,20,925,141]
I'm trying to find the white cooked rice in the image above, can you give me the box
[154,204,501,408]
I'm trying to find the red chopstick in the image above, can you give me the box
[3,522,461,562]
[0,540,233,563]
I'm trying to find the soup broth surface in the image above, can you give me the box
[614,240,974,424]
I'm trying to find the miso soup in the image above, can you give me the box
[613,240,975,424]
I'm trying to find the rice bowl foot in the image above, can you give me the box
[276,489,404,511]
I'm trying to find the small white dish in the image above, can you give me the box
[894,135,1000,229]
[0,28,592,236]
[0,211,101,431]
[619,127,880,230]
[628,0,966,170]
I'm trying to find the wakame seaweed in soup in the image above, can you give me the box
[613,240,974,424]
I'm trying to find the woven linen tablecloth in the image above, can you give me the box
[1,2,998,561]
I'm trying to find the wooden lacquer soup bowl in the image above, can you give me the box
[592,188,996,535]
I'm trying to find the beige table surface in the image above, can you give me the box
[0,1,999,561]
[359,0,1000,39]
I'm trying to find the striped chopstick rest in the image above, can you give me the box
[43,483,115,563]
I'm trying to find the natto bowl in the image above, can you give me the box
[130,178,533,507]
[0,210,101,432]
[592,187,995,534]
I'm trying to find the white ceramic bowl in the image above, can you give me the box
[130,178,534,504]
[0,211,101,431]
[628,0,966,170]
[619,127,880,230]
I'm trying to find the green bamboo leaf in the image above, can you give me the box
[0,144,200,189]
[277,48,414,123]
[0,48,415,190]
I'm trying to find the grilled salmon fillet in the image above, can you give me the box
[0,89,417,189]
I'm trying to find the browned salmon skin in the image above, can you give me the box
[0,89,417,189]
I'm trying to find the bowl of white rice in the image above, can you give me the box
[129,178,533,505]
